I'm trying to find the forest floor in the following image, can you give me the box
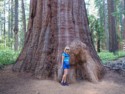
[0,65,125,94]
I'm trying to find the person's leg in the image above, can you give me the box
[62,69,69,82]
[61,69,67,83]
[64,69,69,82]
[61,64,70,85]
[64,69,69,85]
[65,69,69,82]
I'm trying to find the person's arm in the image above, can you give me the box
[61,53,65,66]
[61,55,64,65]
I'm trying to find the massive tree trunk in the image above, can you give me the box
[108,0,118,52]
[13,0,104,83]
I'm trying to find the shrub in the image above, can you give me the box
[0,49,20,69]
[98,51,125,64]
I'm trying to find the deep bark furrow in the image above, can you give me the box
[29,0,50,73]
[30,0,37,18]
[72,0,80,39]
[22,0,43,71]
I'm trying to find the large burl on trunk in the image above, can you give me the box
[67,40,104,82]
[13,0,104,82]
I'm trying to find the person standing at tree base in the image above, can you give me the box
[60,46,70,86]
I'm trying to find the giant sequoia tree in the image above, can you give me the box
[13,0,104,82]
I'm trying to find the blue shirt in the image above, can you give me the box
[62,52,70,62]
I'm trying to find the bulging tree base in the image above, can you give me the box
[13,39,104,83]
[58,39,105,83]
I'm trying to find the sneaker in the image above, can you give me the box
[60,82,65,86]
[64,82,69,86]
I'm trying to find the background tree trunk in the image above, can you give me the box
[108,0,118,52]
[123,0,125,40]
[21,0,26,37]
[13,0,104,82]
[122,0,125,51]
[8,1,11,43]
[103,0,109,50]
[14,0,19,51]
[4,0,6,48]
[11,0,14,49]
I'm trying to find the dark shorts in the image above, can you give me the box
[63,61,70,69]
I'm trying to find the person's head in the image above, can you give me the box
[64,46,70,54]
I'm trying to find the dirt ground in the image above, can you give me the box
[0,65,125,94]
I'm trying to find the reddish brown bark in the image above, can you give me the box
[13,0,104,82]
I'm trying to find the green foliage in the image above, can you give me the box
[0,49,20,69]
[88,14,105,50]
[98,51,125,63]
[0,36,14,49]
